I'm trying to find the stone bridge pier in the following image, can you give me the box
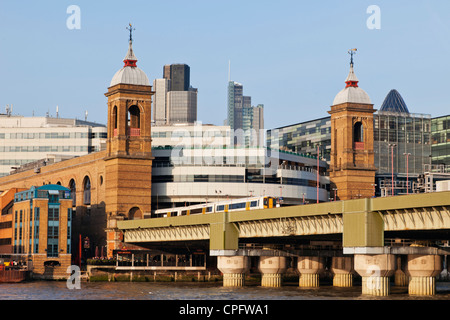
[354,254,396,296]
[217,256,249,287]
[258,256,287,287]
[406,254,442,296]
[297,256,325,287]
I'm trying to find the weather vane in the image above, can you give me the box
[348,48,357,66]
[126,23,135,42]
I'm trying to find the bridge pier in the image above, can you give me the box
[331,256,354,287]
[354,254,396,296]
[258,256,287,287]
[406,254,442,296]
[297,256,325,288]
[394,256,409,287]
[217,256,249,287]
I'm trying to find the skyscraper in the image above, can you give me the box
[227,81,264,146]
[164,64,190,91]
[153,64,197,125]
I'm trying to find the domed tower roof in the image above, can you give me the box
[110,25,150,87]
[379,89,410,113]
[332,49,371,106]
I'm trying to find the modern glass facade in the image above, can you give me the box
[374,111,431,175]
[431,114,450,167]
[266,117,331,162]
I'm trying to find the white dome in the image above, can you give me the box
[110,67,150,87]
[109,39,150,87]
[332,63,371,106]
[332,86,371,106]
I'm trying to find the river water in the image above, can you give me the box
[1,280,450,300]
[0,281,448,318]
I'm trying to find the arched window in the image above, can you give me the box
[354,122,363,142]
[83,176,91,205]
[112,106,118,136]
[354,122,364,150]
[69,179,76,207]
[127,105,141,136]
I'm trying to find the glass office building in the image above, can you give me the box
[431,114,450,168]
[266,117,331,162]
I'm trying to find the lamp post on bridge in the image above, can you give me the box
[389,143,396,196]
[403,152,411,195]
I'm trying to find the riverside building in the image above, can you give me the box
[0,185,73,279]
[0,115,107,177]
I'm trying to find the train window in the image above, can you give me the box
[250,201,258,207]
[230,202,246,210]
[216,205,225,212]
[263,198,268,206]
[190,208,203,215]
[206,206,213,213]
[181,210,188,216]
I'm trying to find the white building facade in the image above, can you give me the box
[0,116,107,177]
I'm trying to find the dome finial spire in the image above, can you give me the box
[348,48,357,66]
[126,23,135,43]
[123,23,137,67]
[345,49,359,88]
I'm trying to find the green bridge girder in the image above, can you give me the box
[117,191,450,251]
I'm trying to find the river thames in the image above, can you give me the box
[0,281,448,318]
[1,280,450,300]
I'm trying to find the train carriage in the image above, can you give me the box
[153,196,275,218]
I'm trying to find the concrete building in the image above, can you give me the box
[151,123,231,148]
[0,116,106,177]
[152,146,329,210]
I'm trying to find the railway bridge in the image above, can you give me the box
[117,191,450,296]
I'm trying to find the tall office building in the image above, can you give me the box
[227,81,264,146]
[153,78,170,126]
[153,64,197,125]
[164,64,190,91]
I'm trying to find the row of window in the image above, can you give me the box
[153,174,324,189]
[0,146,91,153]
[0,132,106,140]
[152,131,230,138]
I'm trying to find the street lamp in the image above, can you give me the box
[317,144,320,204]
[403,153,411,195]
[389,143,396,196]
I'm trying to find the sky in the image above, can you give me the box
[1,1,450,130]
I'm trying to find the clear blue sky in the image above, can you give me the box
[1,1,450,130]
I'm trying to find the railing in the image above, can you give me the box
[354,142,365,150]
[113,128,141,137]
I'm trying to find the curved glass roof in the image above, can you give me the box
[379,89,410,113]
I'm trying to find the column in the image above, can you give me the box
[405,255,442,296]
[258,256,287,287]
[394,256,408,287]
[354,254,396,296]
[331,256,354,287]
[297,256,324,288]
[217,256,249,287]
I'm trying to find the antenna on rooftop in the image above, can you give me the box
[56,105,59,118]
[85,110,88,121]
